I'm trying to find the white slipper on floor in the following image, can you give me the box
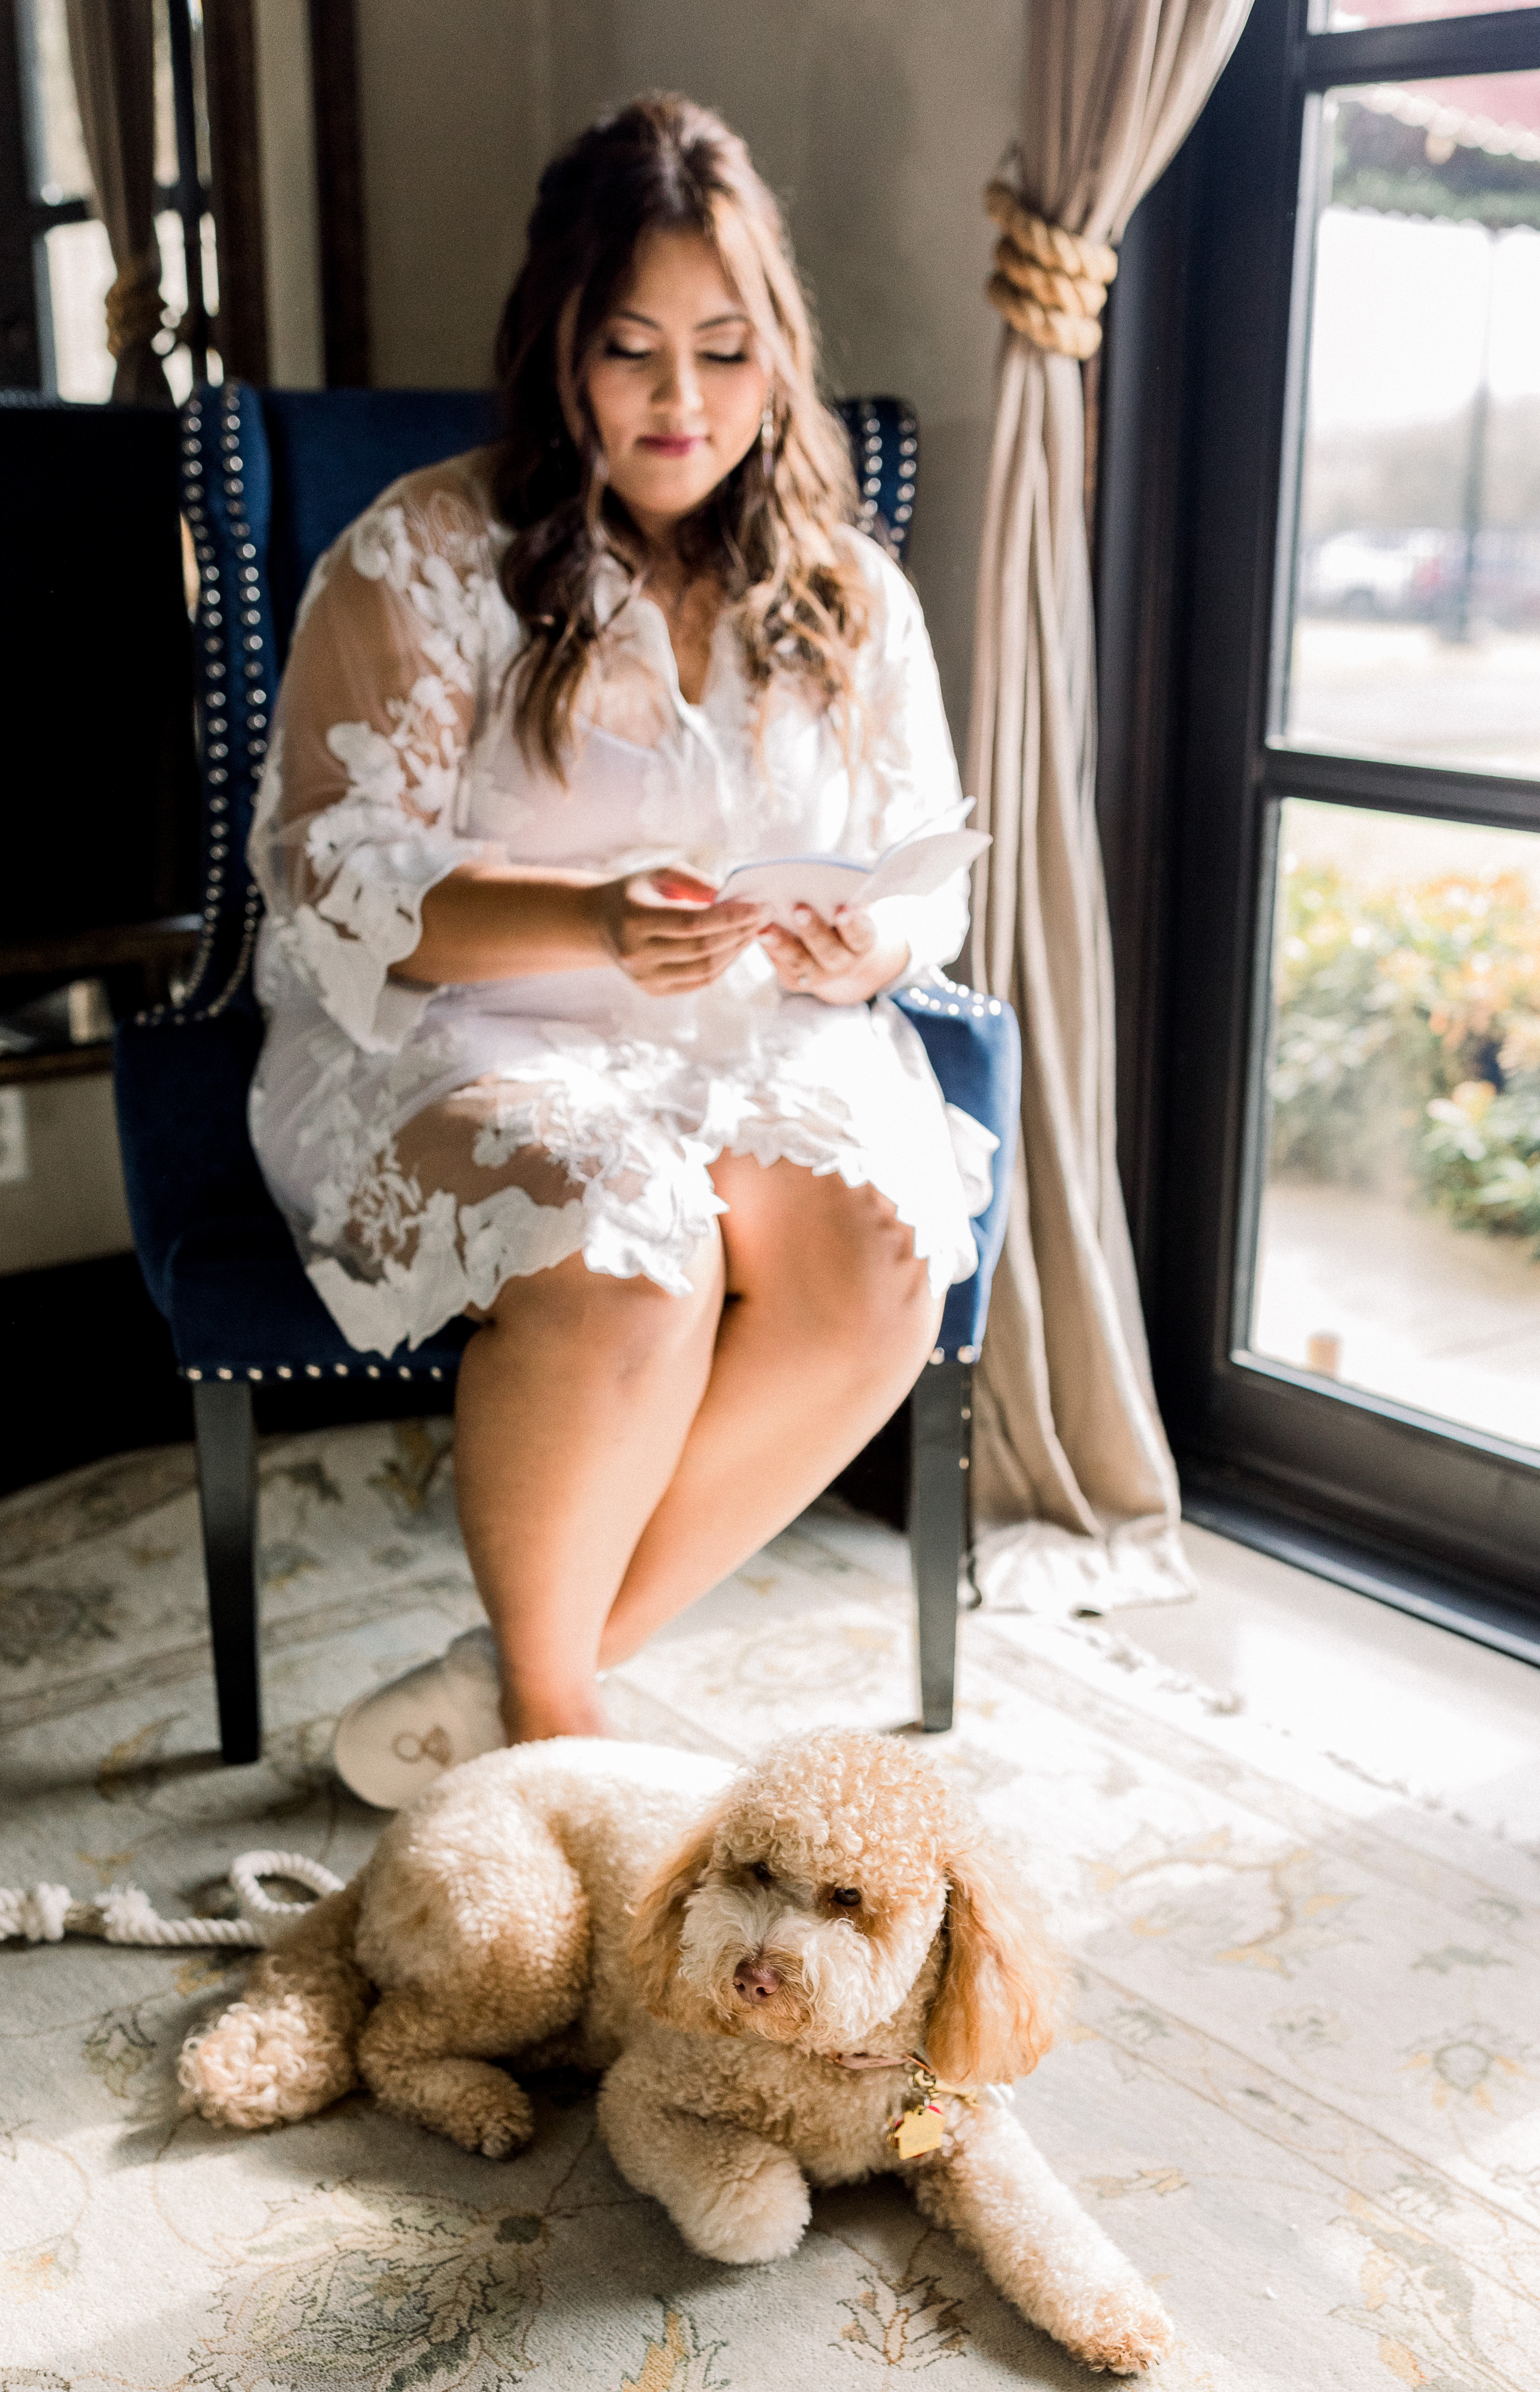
[332,1625,504,1810]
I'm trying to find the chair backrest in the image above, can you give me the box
[167,384,919,1028]
[261,389,918,660]
[262,390,498,657]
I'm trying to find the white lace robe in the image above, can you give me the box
[247,451,986,1356]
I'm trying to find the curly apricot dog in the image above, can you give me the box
[180,1731,1174,2375]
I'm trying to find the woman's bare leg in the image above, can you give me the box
[596,1157,944,1668]
[453,1231,723,1741]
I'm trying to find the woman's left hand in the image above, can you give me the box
[760,905,910,1005]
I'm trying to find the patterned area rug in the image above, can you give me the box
[2,1420,1537,2390]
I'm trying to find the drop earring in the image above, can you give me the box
[760,391,776,472]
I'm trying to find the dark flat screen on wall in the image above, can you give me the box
[0,397,199,939]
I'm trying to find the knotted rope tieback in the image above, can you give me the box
[104,245,168,361]
[0,1851,345,1950]
[983,180,1118,362]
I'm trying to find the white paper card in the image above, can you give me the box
[714,826,989,921]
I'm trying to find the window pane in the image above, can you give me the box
[42,214,186,402]
[189,2,211,188]
[1279,71,1540,775]
[1324,3,1540,27]
[153,0,180,192]
[1248,797,1540,1451]
[201,209,218,315]
[42,218,115,401]
[16,0,92,204]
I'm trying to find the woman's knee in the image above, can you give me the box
[825,1195,938,1344]
[720,1163,938,1353]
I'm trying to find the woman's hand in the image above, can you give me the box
[405,862,764,991]
[590,872,769,994]
[761,905,910,1005]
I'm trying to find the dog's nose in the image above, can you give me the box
[733,1958,782,2002]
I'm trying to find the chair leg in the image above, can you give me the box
[191,1379,262,1764]
[909,1360,971,1733]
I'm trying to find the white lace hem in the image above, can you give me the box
[303,1109,980,1357]
[297,1050,986,1358]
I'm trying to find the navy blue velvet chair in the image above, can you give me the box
[114,384,1020,1762]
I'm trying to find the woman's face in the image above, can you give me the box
[579,226,771,545]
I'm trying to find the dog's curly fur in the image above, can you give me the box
[179,1731,1174,2375]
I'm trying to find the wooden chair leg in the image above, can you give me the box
[192,1379,262,1763]
[909,1361,971,1733]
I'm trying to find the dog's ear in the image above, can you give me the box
[924,1838,1058,2088]
[626,1807,725,2021]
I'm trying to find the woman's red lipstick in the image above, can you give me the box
[638,434,702,456]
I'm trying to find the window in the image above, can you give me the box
[3,0,217,398]
[1281,70,1540,776]
[1125,0,1540,1635]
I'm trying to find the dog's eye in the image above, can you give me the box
[750,1861,774,1887]
[829,1887,863,1910]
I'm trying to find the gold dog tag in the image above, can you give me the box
[891,2101,946,2159]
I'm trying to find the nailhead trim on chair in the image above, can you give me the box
[134,384,267,1030]
[901,977,1003,1023]
[182,1363,450,1382]
[856,404,917,542]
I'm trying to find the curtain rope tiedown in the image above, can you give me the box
[103,243,169,360]
[0,1851,345,1949]
[982,181,1119,361]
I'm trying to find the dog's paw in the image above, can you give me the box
[179,1995,354,2130]
[1064,2284,1176,2376]
[442,2076,535,2161]
[679,2157,812,2265]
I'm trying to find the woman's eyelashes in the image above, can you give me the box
[599,339,752,368]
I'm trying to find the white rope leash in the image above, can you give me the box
[0,1851,345,1949]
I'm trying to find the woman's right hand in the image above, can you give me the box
[404,862,766,991]
[588,873,769,994]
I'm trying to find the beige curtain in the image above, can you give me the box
[65,0,173,404]
[966,0,1251,1614]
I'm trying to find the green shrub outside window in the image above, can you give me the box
[1270,855,1540,1250]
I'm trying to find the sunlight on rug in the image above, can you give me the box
[1,1420,1537,2389]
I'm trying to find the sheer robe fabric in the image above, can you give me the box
[246,451,985,1356]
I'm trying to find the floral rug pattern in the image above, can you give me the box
[1,1421,1537,2389]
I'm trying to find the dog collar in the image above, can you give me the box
[889,2055,980,2156]
[832,2050,980,2158]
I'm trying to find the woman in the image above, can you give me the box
[248,93,986,1784]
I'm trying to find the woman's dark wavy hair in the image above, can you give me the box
[491,92,869,775]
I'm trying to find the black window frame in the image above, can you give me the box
[1098,0,1540,1652]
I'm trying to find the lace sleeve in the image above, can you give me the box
[847,538,971,977]
[248,473,502,1052]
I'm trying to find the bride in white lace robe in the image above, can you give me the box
[247,94,985,1756]
[249,456,983,1355]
